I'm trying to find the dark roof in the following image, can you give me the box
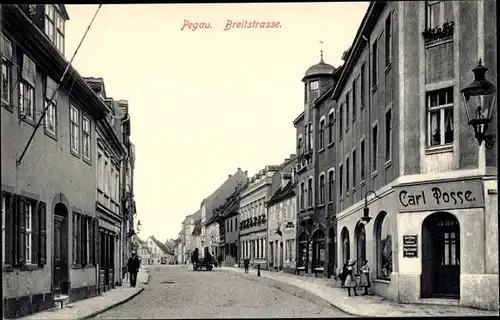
[216,182,249,220]
[150,236,174,255]
[267,180,296,207]
[303,56,336,81]
[192,220,202,236]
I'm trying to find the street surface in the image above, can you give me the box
[94,265,351,318]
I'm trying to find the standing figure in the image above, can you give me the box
[339,262,349,287]
[127,251,141,287]
[344,259,358,296]
[191,248,199,271]
[243,257,250,273]
[359,259,371,295]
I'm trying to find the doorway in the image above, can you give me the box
[279,241,284,270]
[421,212,460,298]
[355,223,366,274]
[328,228,336,277]
[298,232,308,273]
[341,227,350,265]
[312,230,325,269]
[53,204,69,296]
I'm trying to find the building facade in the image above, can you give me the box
[294,53,342,277]
[1,4,132,318]
[266,156,297,274]
[200,169,247,259]
[239,166,280,269]
[332,0,497,311]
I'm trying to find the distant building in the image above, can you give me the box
[146,236,174,264]
[266,155,297,274]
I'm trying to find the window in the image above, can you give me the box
[352,80,357,122]
[377,213,392,279]
[385,109,392,162]
[339,164,344,197]
[309,80,319,102]
[345,93,350,131]
[426,1,453,30]
[73,212,80,265]
[328,170,334,202]
[339,104,344,140]
[307,178,313,207]
[308,124,313,151]
[427,87,454,147]
[83,116,91,159]
[346,157,350,191]
[235,218,238,230]
[360,63,366,107]
[372,125,378,172]
[319,118,325,149]
[2,195,6,265]
[328,111,334,145]
[97,153,103,190]
[361,140,366,182]
[45,5,65,53]
[372,40,378,86]
[385,14,392,67]
[25,202,33,264]
[44,99,57,134]
[352,150,357,187]
[70,105,80,153]
[297,136,303,153]
[319,174,325,205]
[1,33,13,105]
[300,182,305,210]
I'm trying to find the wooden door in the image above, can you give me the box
[53,216,64,295]
[432,218,460,297]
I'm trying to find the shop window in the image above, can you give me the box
[376,211,392,280]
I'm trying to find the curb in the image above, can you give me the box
[80,288,144,320]
[220,267,363,317]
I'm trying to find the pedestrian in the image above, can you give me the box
[127,251,141,287]
[244,257,250,273]
[359,259,371,295]
[344,259,358,296]
[339,262,349,287]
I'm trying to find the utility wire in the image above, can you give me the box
[17,4,104,166]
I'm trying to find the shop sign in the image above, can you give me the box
[395,179,484,213]
[402,235,418,258]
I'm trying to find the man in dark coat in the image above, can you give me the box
[127,251,141,287]
[243,257,250,273]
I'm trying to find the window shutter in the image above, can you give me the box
[78,214,82,265]
[38,202,47,265]
[89,217,95,265]
[32,201,39,265]
[93,217,99,265]
[21,54,36,86]
[83,217,88,266]
[17,196,26,266]
[4,193,14,266]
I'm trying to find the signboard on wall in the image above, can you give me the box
[395,179,485,213]
[402,235,418,258]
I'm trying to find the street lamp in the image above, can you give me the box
[136,220,142,233]
[359,190,380,225]
[460,59,497,149]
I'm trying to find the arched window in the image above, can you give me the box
[300,182,305,210]
[307,178,313,207]
[376,212,392,280]
[319,173,325,205]
[319,117,326,149]
[341,227,350,264]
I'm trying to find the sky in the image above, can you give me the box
[64,2,369,242]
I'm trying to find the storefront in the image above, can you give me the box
[394,177,498,310]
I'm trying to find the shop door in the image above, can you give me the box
[432,216,460,297]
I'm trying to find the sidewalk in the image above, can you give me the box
[19,267,150,320]
[221,266,498,317]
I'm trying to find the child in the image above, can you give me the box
[359,259,371,295]
[344,259,358,296]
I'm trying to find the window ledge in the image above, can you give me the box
[20,116,36,127]
[317,203,325,208]
[318,148,325,154]
[424,36,453,49]
[360,104,365,111]
[352,117,356,124]
[360,180,366,187]
[1,100,14,112]
[44,128,58,141]
[385,63,392,74]
[70,148,81,159]
[345,192,350,199]
[3,264,14,272]
[351,187,356,194]
[371,171,378,178]
[83,156,92,166]
[371,84,378,93]
[327,142,334,148]
[21,264,39,271]
[374,278,391,284]
[385,160,392,169]
[425,144,454,155]
[339,197,343,203]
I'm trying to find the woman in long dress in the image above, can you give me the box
[359,259,371,295]
[344,259,358,296]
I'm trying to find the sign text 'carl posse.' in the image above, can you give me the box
[396,179,485,213]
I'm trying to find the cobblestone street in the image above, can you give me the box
[93,265,351,319]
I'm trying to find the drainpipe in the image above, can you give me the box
[362,34,371,198]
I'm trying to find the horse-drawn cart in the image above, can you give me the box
[191,248,214,271]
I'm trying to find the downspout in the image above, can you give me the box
[362,34,371,196]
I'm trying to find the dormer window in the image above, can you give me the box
[45,5,65,54]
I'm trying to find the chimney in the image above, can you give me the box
[244,171,248,175]
[228,174,232,178]
[238,167,241,171]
